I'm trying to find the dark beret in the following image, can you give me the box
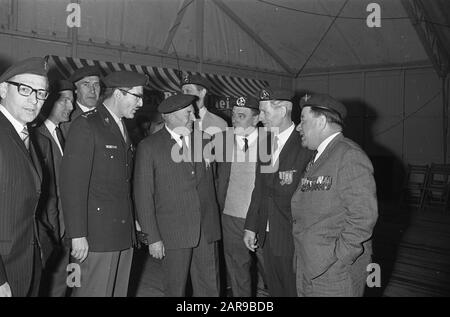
[158,94,196,114]
[69,66,101,83]
[258,87,294,102]
[299,93,347,119]
[180,74,211,91]
[52,80,74,93]
[231,95,259,111]
[102,71,148,88]
[0,57,48,83]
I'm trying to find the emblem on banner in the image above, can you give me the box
[236,97,246,107]
[260,89,270,100]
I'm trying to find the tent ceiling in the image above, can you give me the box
[1,0,449,76]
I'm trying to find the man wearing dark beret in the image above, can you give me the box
[215,95,267,296]
[0,57,54,297]
[61,66,101,136]
[292,93,378,296]
[181,74,227,136]
[243,87,312,297]
[33,79,74,297]
[60,70,146,296]
[134,93,222,296]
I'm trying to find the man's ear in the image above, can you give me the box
[0,82,7,99]
[199,88,207,99]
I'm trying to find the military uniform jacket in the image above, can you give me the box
[245,129,312,256]
[291,133,378,279]
[134,128,221,249]
[60,104,135,252]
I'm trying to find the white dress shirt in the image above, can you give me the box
[44,119,64,155]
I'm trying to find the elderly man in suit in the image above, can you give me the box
[134,94,222,297]
[181,74,227,136]
[35,79,74,296]
[292,93,378,296]
[0,57,52,297]
[243,88,312,297]
[61,66,101,136]
[60,71,146,297]
[216,95,266,297]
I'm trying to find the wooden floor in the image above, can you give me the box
[128,200,450,297]
[367,201,450,297]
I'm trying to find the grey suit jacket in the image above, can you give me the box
[134,128,221,249]
[291,133,378,279]
[195,108,227,136]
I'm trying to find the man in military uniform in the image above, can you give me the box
[181,74,227,136]
[61,66,101,136]
[134,94,222,297]
[60,70,146,297]
[292,93,378,296]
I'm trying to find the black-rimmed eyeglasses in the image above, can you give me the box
[6,81,49,100]
[118,89,143,100]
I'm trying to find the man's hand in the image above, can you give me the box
[243,230,258,252]
[71,237,89,263]
[149,241,165,259]
[0,282,12,297]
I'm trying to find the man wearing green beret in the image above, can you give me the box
[181,74,227,136]
[60,70,146,297]
[34,79,74,297]
[134,93,222,296]
[292,93,378,296]
[0,57,53,297]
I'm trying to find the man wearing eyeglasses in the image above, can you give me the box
[60,70,146,297]
[0,57,51,297]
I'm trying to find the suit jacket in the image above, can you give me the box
[60,104,135,252]
[291,133,378,280]
[60,103,84,138]
[195,108,228,136]
[245,128,312,256]
[0,112,45,296]
[34,123,65,238]
[134,128,221,249]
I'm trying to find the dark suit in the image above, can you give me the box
[134,128,221,296]
[245,127,312,296]
[34,123,69,297]
[60,102,84,138]
[60,104,135,296]
[291,133,378,296]
[0,111,48,297]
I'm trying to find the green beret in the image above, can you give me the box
[299,93,347,119]
[102,71,147,88]
[51,80,74,93]
[0,57,48,83]
[258,87,294,102]
[69,66,101,83]
[231,95,259,111]
[158,94,196,114]
[181,74,211,91]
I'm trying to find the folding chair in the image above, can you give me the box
[422,163,450,212]
[401,164,429,209]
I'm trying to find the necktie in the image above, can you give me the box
[305,150,318,172]
[55,125,65,151]
[119,119,127,142]
[21,126,30,151]
[243,137,249,152]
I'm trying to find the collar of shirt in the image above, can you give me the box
[198,106,207,120]
[275,123,295,150]
[44,119,57,135]
[77,101,93,113]
[315,132,341,162]
[0,104,26,135]
[235,128,258,150]
[165,124,189,148]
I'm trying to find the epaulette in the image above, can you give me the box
[81,108,98,118]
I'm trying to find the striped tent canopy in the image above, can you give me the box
[49,55,268,98]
